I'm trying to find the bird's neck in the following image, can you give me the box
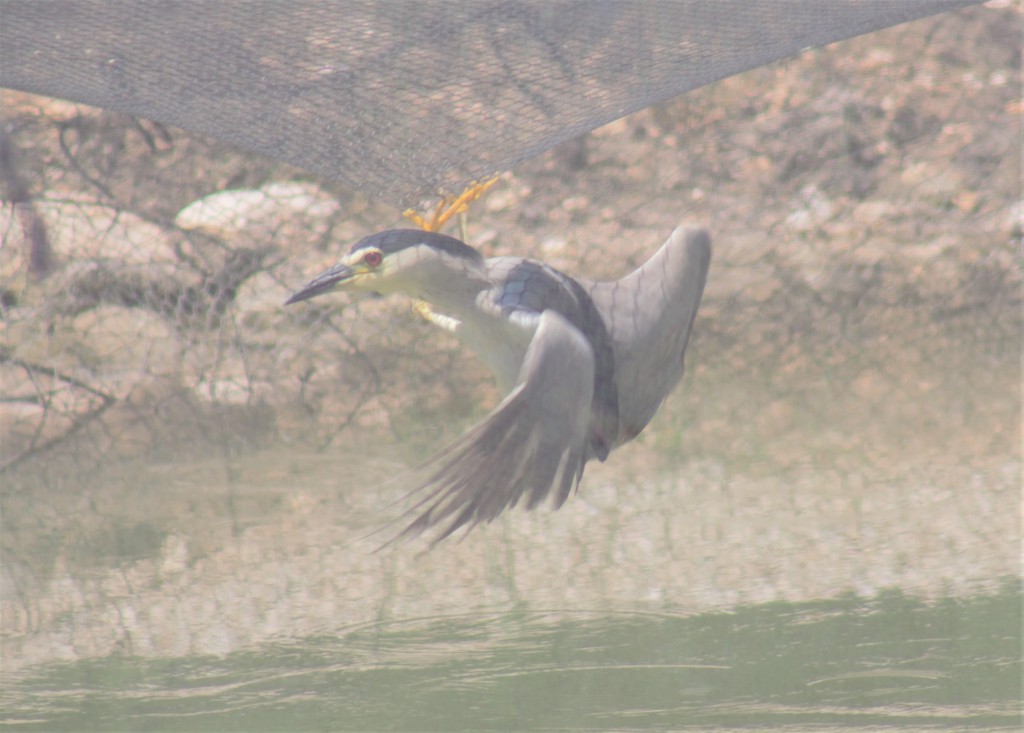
[411,257,489,318]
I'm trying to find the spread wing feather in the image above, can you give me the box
[397,310,595,543]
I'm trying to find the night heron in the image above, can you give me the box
[286,225,711,541]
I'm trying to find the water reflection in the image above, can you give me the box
[3,588,1019,730]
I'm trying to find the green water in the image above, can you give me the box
[3,586,1019,731]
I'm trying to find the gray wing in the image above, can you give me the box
[397,310,595,543]
[583,226,711,444]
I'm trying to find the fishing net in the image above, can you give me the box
[1,2,1019,666]
[2,1,977,205]
[0,2,1015,491]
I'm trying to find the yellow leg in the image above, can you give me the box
[403,175,499,233]
[413,299,461,333]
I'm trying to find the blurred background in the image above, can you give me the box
[1,3,1019,729]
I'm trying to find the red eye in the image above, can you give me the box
[363,250,383,267]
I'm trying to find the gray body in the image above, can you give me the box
[287,225,711,541]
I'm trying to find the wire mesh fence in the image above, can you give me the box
[0,6,1019,674]
[0,4,1018,490]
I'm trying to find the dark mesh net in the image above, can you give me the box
[1,1,977,205]
[0,1,1018,677]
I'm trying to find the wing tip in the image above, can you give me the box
[670,224,712,263]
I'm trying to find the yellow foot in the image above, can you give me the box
[403,175,499,233]
[413,299,461,333]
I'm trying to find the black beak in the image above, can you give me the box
[285,263,355,305]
